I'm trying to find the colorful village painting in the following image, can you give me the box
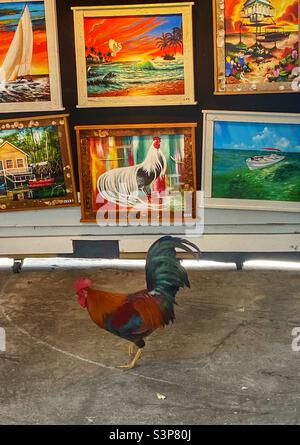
[0,1,50,103]
[219,0,299,92]
[84,14,185,98]
[212,121,300,202]
[0,120,72,211]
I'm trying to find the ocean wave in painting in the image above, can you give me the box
[0,77,50,103]
[86,58,184,95]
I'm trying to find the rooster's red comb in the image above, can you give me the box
[153,136,161,149]
[75,278,92,293]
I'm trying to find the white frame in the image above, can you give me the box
[202,110,300,212]
[0,0,63,112]
[72,2,196,108]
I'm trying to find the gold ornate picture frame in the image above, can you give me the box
[72,3,196,108]
[0,114,78,212]
[75,123,197,223]
[213,0,300,94]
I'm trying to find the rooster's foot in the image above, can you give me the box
[118,348,143,369]
[128,342,135,357]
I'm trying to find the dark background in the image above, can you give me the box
[2,0,300,191]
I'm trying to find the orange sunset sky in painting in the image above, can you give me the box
[0,2,49,75]
[84,15,183,62]
[225,0,299,33]
[0,30,48,74]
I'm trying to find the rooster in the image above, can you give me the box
[75,236,201,369]
[97,136,167,207]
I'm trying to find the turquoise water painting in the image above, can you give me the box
[212,121,300,202]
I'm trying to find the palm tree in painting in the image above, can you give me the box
[97,50,103,62]
[166,27,183,56]
[172,26,183,54]
[106,51,112,62]
[156,33,170,57]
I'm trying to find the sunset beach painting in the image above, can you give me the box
[84,15,184,98]
[72,3,195,107]
[214,0,300,93]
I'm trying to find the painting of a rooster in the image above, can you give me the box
[76,123,198,222]
[98,136,167,207]
[75,236,201,369]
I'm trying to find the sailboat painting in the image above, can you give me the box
[0,0,63,112]
[0,4,33,83]
[214,0,300,93]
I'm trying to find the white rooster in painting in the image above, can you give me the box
[97,136,167,207]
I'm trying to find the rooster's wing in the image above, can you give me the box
[104,290,166,344]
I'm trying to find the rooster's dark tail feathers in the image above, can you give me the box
[145,236,201,301]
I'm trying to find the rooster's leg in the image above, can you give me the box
[118,348,143,370]
[128,342,135,357]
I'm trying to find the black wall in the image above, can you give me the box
[2,0,300,192]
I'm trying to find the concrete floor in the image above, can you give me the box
[0,268,300,425]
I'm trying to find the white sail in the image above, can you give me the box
[0,5,33,82]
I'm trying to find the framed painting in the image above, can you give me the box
[213,0,300,94]
[75,123,197,223]
[72,3,196,108]
[202,110,300,212]
[0,114,78,212]
[0,0,63,112]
